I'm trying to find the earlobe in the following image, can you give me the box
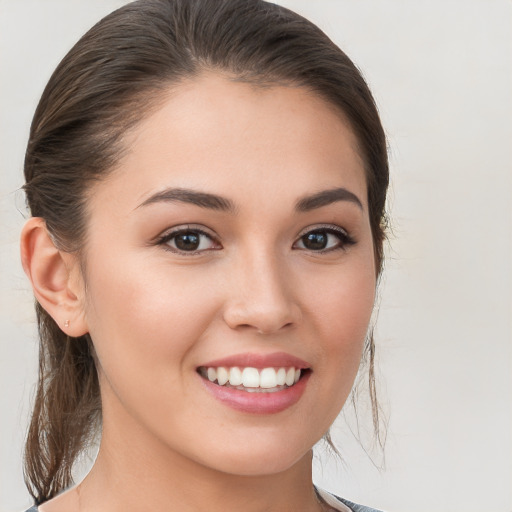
[20,217,89,337]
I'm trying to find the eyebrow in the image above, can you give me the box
[136,186,362,213]
[295,187,363,212]
[137,187,235,212]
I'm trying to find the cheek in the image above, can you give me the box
[303,254,376,376]
[81,252,220,381]
[302,259,375,428]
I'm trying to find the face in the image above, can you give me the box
[75,73,376,476]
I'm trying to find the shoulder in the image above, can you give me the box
[316,487,385,512]
[23,508,38,512]
[337,496,384,512]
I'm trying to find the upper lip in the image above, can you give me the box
[199,352,311,369]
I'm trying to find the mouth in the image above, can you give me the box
[197,365,310,393]
[196,354,312,414]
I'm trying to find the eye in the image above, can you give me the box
[294,226,355,252]
[157,227,220,254]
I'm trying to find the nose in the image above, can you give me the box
[222,251,302,335]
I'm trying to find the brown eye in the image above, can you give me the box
[174,232,201,251]
[301,231,329,250]
[294,227,354,252]
[159,228,220,253]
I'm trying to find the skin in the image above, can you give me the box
[22,72,376,512]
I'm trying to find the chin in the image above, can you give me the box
[188,433,314,477]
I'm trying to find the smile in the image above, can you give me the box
[198,366,302,392]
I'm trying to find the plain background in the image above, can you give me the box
[1,1,511,511]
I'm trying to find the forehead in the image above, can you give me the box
[91,72,367,212]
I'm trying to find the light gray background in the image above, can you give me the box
[1,1,511,511]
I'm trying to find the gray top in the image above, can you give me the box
[337,496,383,512]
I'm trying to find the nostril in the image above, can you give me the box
[256,322,294,335]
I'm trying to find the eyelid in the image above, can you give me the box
[296,223,349,239]
[293,223,356,252]
[154,224,221,254]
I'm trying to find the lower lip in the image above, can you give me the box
[199,372,311,414]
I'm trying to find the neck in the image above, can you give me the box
[73,408,323,512]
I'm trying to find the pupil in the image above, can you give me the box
[303,231,327,250]
[175,232,200,251]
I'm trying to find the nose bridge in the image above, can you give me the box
[223,243,300,333]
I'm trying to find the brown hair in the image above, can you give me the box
[23,0,389,504]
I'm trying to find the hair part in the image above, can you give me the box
[23,0,389,503]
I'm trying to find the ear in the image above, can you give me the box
[20,217,89,337]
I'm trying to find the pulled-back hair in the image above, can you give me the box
[23,0,389,504]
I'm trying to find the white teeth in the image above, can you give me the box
[242,367,260,388]
[202,365,305,390]
[260,368,277,388]
[207,367,217,382]
[228,367,243,386]
[217,366,229,386]
[276,368,286,386]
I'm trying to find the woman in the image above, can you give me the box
[20,0,388,510]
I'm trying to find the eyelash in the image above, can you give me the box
[293,225,356,253]
[155,224,355,255]
[155,226,220,255]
